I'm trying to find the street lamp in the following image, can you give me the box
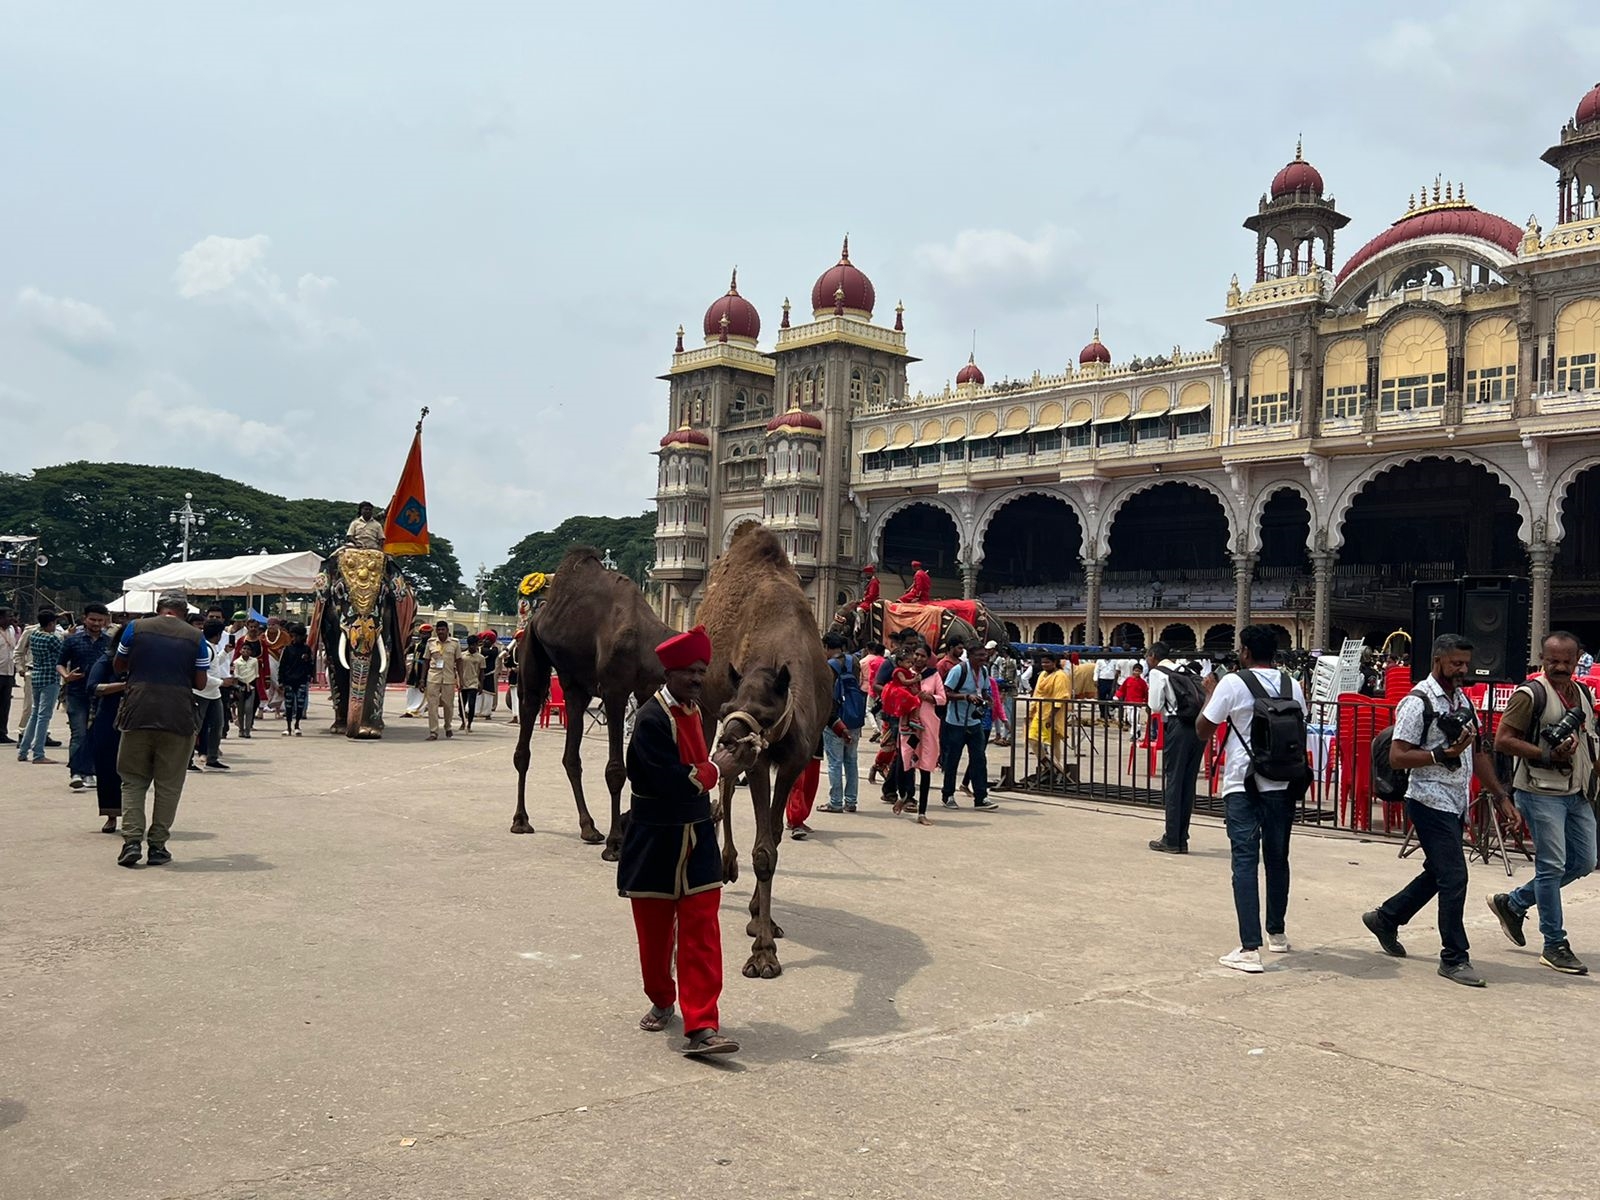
[601,548,617,571]
[168,492,204,562]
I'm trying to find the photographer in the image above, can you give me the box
[941,642,997,811]
[1486,631,1596,976]
[1361,634,1512,987]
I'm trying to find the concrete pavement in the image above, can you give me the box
[4,702,1598,1199]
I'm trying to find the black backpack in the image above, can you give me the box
[1230,670,1309,785]
[1371,689,1435,803]
[1156,665,1205,724]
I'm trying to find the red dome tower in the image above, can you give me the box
[1243,139,1349,282]
[701,268,761,344]
[1542,83,1600,226]
[810,236,876,319]
[956,353,985,387]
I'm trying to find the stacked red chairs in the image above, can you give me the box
[1126,711,1164,779]
[539,675,567,728]
[1335,695,1397,832]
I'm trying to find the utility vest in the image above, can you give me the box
[1512,680,1596,798]
[117,616,204,734]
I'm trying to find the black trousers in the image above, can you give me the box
[0,675,12,738]
[1380,800,1470,966]
[1160,718,1202,847]
[194,697,224,764]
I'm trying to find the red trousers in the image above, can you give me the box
[784,757,822,827]
[630,889,723,1035]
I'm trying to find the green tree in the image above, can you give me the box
[0,462,462,607]
[488,512,656,612]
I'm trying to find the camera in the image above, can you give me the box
[1434,710,1470,745]
[1540,707,1586,752]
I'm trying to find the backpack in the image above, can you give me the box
[1371,689,1435,803]
[1230,669,1309,785]
[832,654,867,730]
[1155,665,1205,724]
[947,661,991,728]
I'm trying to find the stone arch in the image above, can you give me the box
[973,486,1090,564]
[1034,620,1065,644]
[1554,297,1600,393]
[1097,475,1238,561]
[1003,621,1022,644]
[1159,622,1196,650]
[1328,450,1533,551]
[867,496,967,562]
[1246,478,1319,555]
[1109,621,1144,649]
[722,514,762,550]
[1548,455,1600,544]
[863,428,888,452]
[1002,406,1030,432]
[1202,623,1235,651]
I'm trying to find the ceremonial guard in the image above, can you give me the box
[619,625,743,1056]
[898,560,932,603]
[858,564,880,611]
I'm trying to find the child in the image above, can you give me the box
[232,643,260,738]
[277,623,314,736]
[458,636,486,733]
[1116,662,1149,736]
[879,653,925,750]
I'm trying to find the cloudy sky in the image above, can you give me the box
[2,2,1597,573]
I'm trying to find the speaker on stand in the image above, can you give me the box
[1410,580,1462,683]
[1459,576,1531,683]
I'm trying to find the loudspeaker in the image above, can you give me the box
[1459,576,1530,683]
[1410,579,1462,682]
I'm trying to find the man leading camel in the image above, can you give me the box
[619,625,744,1056]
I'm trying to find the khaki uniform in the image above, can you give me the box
[424,635,463,734]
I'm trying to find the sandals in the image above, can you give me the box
[682,1030,739,1056]
[891,799,906,814]
[639,1004,674,1032]
[916,815,932,826]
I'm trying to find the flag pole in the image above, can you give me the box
[416,405,429,433]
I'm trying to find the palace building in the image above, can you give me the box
[651,84,1600,654]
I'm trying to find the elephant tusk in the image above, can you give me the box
[338,631,350,670]
[376,635,388,680]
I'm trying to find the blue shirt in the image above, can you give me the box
[116,623,213,670]
[943,661,992,727]
[27,629,63,689]
[59,629,110,699]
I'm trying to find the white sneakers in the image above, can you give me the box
[69,775,84,790]
[1218,947,1265,973]
[1266,932,1291,953]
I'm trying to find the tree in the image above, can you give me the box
[0,463,463,607]
[488,512,655,612]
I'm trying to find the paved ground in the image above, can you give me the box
[6,699,1599,1199]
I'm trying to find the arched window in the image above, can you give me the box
[755,392,770,414]
[1390,261,1455,293]
[869,371,885,406]
[732,389,747,417]
[1555,299,1600,393]
[1248,347,1293,425]
[691,391,704,422]
[802,371,814,407]
[849,369,864,406]
[1464,317,1518,404]
[1322,338,1367,419]
[1378,316,1447,412]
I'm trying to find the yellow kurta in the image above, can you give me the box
[1028,668,1071,744]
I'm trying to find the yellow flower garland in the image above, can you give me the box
[519,571,549,596]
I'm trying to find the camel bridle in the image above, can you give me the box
[720,686,796,755]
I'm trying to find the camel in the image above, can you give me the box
[831,597,1007,655]
[698,524,831,980]
[510,546,672,859]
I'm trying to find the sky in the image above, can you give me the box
[2,2,1598,575]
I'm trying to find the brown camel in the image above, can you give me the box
[697,524,831,980]
[510,546,672,859]
[830,597,1003,655]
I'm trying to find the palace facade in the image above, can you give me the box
[652,84,1600,653]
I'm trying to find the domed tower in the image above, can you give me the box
[652,426,712,626]
[1542,82,1600,225]
[1242,140,1350,281]
[1078,328,1112,376]
[761,407,825,577]
[955,352,985,396]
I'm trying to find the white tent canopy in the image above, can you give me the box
[104,590,199,615]
[122,551,324,594]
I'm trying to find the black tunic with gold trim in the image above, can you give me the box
[616,692,723,900]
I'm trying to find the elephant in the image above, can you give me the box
[308,548,417,738]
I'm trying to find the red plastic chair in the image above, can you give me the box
[540,676,567,728]
[1335,695,1396,832]
[1126,711,1163,778]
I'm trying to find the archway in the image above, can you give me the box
[1109,621,1144,650]
[1258,487,1311,571]
[978,493,1085,592]
[1034,620,1065,644]
[1203,623,1234,651]
[1553,462,1600,650]
[1003,621,1022,643]
[1160,622,1196,650]
[1071,622,1103,645]
[1107,482,1230,574]
[1261,623,1292,651]
[880,502,960,590]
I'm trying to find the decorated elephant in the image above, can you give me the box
[308,548,417,738]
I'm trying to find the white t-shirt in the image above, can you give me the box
[1095,658,1120,682]
[1201,667,1308,796]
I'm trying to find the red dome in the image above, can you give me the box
[702,269,760,342]
[810,236,875,318]
[659,426,710,449]
[1270,141,1324,198]
[1336,203,1524,283]
[765,407,824,435]
[1078,331,1111,365]
[956,354,985,386]
[1578,82,1600,125]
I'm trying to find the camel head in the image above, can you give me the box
[716,662,795,766]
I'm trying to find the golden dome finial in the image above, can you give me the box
[1294,134,1303,161]
[1444,180,1453,202]
[840,233,850,262]
[728,266,739,294]
[1432,176,1442,204]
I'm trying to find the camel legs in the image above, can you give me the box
[599,692,629,862]
[509,651,552,835]
[559,683,606,847]
[743,760,797,979]
[719,775,738,884]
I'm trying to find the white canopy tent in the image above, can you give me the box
[122,551,324,595]
[104,590,200,615]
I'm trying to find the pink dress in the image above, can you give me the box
[898,669,947,772]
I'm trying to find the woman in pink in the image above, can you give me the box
[893,644,946,824]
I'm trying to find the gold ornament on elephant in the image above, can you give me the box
[348,614,379,655]
[339,549,386,617]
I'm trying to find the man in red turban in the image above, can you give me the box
[898,560,932,604]
[618,625,743,1055]
[857,564,881,612]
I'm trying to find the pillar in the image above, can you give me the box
[1310,551,1335,650]
[1082,556,1106,648]
[1231,551,1257,638]
[960,561,978,601]
[1529,541,1556,651]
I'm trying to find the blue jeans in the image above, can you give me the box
[1380,801,1470,966]
[941,721,988,803]
[20,677,60,762]
[1508,789,1597,948]
[66,691,91,775]
[1223,788,1294,950]
[822,727,859,809]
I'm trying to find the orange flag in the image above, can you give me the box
[384,417,430,556]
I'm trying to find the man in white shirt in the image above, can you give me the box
[0,607,17,744]
[1196,626,1308,974]
[192,620,231,771]
[1094,655,1121,719]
